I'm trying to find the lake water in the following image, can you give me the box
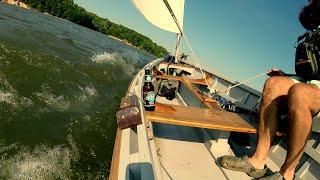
[0,3,154,179]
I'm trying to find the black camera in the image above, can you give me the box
[295,27,320,80]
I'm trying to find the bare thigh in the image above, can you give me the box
[262,76,295,112]
[262,76,296,132]
[278,82,320,133]
[287,83,320,116]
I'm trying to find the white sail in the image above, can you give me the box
[130,0,185,33]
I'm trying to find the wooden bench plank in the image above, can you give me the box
[159,62,194,68]
[154,74,183,81]
[146,103,257,134]
[154,74,214,86]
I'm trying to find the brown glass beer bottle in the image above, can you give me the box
[143,69,155,111]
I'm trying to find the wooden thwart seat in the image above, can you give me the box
[159,62,195,69]
[146,103,257,134]
[154,74,214,86]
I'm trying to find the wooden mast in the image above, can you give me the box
[162,0,184,64]
[174,33,182,63]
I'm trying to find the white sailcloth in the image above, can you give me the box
[130,0,185,33]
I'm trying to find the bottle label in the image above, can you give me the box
[144,91,155,107]
[145,75,152,82]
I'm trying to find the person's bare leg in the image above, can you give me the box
[248,76,294,169]
[280,84,320,180]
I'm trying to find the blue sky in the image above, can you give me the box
[74,0,307,91]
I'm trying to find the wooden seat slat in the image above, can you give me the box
[146,103,257,134]
[154,74,213,86]
[159,62,195,69]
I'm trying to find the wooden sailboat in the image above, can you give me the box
[109,1,320,179]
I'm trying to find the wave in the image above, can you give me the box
[0,73,33,108]
[77,84,97,102]
[91,51,136,76]
[34,85,70,112]
[0,136,79,180]
[91,52,121,64]
[0,91,15,105]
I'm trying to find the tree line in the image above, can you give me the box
[21,0,168,57]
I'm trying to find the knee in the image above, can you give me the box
[264,77,282,89]
[287,84,308,112]
[262,77,287,99]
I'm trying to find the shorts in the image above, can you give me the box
[290,76,320,89]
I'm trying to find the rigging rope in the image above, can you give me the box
[162,0,212,91]
[182,36,268,96]
[182,35,212,91]
[219,72,267,93]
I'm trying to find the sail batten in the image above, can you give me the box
[130,0,185,33]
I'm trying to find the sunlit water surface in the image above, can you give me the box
[0,3,154,179]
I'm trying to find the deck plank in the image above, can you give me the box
[146,103,256,133]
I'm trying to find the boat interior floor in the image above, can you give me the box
[153,95,252,180]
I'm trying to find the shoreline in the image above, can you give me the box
[2,0,29,9]
[3,1,135,48]
[107,35,135,47]
[2,0,159,57]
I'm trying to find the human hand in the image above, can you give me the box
[266,68,285,76]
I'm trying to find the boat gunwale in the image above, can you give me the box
[109,58,164,180]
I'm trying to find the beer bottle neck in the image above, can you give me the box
[145,69,151,75]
